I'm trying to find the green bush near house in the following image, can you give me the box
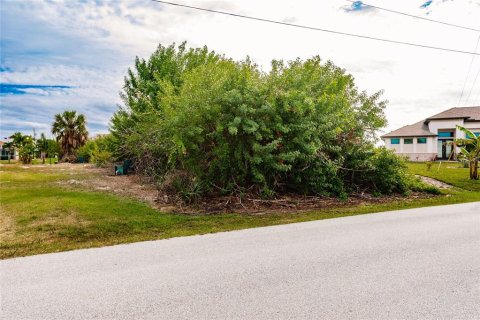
[350,147,440,195]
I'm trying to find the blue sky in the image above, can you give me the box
[1,0,479,139]
[0,0,136,138]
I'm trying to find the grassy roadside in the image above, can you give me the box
[1,164,479,259]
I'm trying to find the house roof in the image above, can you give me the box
[381,106,480,138]
[426,106,480,122]
[381,120,436,138]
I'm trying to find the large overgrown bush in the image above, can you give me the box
[110,43,419,198]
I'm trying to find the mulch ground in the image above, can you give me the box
[71,165,438,215]
[168,192,436,215]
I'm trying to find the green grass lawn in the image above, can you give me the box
[0,158,57,165]
[407,162,479,191]
[1,164,479,259]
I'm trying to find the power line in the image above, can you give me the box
[465,67,480,105]
[347,0,480,106]
[342,1,480,106]
[473,86,480,105]
[458,34,480,105]
[151,0,480,56]
[345,0,480,32]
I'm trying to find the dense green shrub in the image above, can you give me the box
[111,42,421,198]
[91,149,112,167]
[349,147,409,195]
[76,135,114,166]
[76,140,96,163]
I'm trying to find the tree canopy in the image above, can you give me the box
[111,42,415,200]
[9,132,35,164]
[52,110,88,162]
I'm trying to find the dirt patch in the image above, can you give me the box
[416,175,452,189]
[57,165,160,206]
[86,172,160,204]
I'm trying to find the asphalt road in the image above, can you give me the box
[2,202,480,319]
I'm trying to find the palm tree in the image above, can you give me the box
[37,133,49,164]
[52,111,88,162]
[453,125,480,180]
[9,132,35,164]
[10,132,27,147]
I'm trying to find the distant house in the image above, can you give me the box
[0,141,6,159]
[0,141,9,160]
[0,140,18,160]
[381,106,480,161]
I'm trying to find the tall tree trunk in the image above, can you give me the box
[473,160,479,180]
[470,161,474,180]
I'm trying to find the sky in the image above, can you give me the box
[1,0,480,140]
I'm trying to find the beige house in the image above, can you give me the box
[381,106,480,161]
[0,140,18,160]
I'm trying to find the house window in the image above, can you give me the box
[417,137,427,144]
[391,138,400,145]
[467,132,480,138]
[404,138,413,144]
[438,132,454,138]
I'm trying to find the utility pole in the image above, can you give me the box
[33,128,37,160]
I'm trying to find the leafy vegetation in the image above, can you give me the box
[36,133,48,164]
[35,133,59,164]
[453,125,479,180]
[76,134,114,166]
[76,141,96,163]
[9,132,35,164]
[111,42,424,200]
[5,113,110,167]
[1,164,478,259]
[3,132,60,165]
[52,110,88,162]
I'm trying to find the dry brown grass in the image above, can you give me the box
[0,207,15,242]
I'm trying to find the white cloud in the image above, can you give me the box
[1,0,480,138]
